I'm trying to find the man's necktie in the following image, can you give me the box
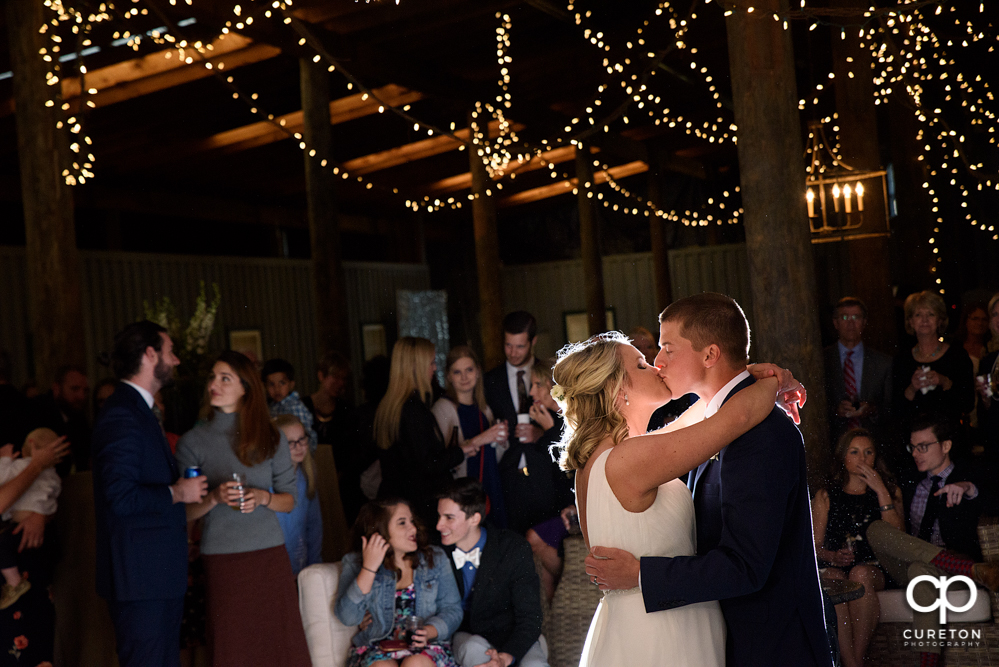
[918,475,943,542]
[843,350,860,429]
[452,547,481,569]
[516,370,530,414]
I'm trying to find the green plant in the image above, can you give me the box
[143,281,222,375]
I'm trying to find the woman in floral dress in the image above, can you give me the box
[335,499,462,667]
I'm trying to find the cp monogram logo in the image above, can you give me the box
[906,575,978,624]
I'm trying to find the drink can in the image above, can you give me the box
[184,466,202,479]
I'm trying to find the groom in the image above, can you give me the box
[586,293,831,667]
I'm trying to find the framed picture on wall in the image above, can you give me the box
[229,329,263,366]
[563,309,616,344]
[361,323,388,361]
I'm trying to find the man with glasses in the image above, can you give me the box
[864,414,997,667]
[823,297,892,444]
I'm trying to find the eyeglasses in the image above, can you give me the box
[907,441,939,454]
[288,436,310,449]
[837,314,864,322]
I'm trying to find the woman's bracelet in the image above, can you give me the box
[362,565,379,574]
[879,503,895,512]
[262,491,270,507]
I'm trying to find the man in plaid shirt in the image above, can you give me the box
[262,358,317,452]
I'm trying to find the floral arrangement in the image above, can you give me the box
[143,281,221,376]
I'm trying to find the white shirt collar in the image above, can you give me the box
[506,358,534,376]
[122,380,155,409]
[703,370,752,419]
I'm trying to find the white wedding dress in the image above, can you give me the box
[578,449,726,667]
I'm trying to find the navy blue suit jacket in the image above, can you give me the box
[640,376,831,667]
[92,383,188,601]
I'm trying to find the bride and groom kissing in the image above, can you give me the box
[552,292,831,667]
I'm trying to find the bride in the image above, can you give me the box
[550,332,800,667]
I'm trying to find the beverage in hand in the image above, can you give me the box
[404,616,423,647]
[231,472,246,511]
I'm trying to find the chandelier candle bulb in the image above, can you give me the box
[831,184,841,212]
[855,182,864,211]
[843,184,852,213]
[806,189,815,217]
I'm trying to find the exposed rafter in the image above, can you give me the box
[497,160,648,207]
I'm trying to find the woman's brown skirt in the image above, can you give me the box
[203,545,311,667]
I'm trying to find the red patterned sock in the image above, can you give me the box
[920,651,940,667]
[930,550,975,577]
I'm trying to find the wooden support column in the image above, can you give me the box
[8,0,85,384]
[300,58,349,360]
[648,152,674,313]
[576,144,607,337]
[726,0,831,477]
[469,114,504,369]
[831,0,895,352]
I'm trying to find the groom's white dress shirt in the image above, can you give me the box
[703,370,751,419]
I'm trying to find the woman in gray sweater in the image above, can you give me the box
[176,351,309,667]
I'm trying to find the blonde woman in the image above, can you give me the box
[375,338,479,529]
[432,346,507,521]
[552,323,809,666]
[273,414,323,576]
[892,291,974,425]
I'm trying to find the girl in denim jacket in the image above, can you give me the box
[335,498,463,667]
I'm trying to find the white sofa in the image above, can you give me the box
[877,586,992,623]
[298,562,357,667]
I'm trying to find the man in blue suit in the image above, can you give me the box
[586,293,831,667]
[92,321,208,667]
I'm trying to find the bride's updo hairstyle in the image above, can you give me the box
[551,331,632,471]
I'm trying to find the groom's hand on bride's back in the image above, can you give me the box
[585,546,640,591]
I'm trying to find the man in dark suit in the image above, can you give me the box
[483,311,543,444]
[586,293,831,667]
[92,321,207,667]
[823,297,892,444]
[25,363,92,476]
[865,413,998,667]
[436,479,547,667]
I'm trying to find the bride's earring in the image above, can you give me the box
[625,394,630,406]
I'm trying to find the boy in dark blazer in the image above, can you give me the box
[92,321,207,667]
[436,479,547,667]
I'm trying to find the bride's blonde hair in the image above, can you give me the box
[551,331,631,471]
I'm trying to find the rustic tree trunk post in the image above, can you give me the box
[8,0,86,384]
[648,152,674,313]
[300,58,350,362]
[726,0,831,479]
[831,1,896,353]
[576,144,607,337]
[469,112,504,369]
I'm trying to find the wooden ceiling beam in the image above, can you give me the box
[423,144,594,195]
[0,34,280,119]
[341,120,522,176]
[497,160,647,207]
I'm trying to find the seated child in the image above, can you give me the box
[262,358,318,451]
[0,428,62,609]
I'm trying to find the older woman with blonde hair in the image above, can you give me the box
[375,338,480,530]
[892,291,974,427]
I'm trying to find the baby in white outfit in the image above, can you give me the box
[0,428,62,609]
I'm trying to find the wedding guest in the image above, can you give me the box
[892,291,974,450]
[812,429,903,667]
[93,377,117,418]
[864,413,998,667]
[628,326,658,366]
[484,312,543,444]
[177,351,309,667]
[823,297,893,444]
[273,414,323,576]
[354,355,391,512]
[432,346,506,524]
[334,498,463,667]
[975,294,999,463]
[499,358,574,602]
[375,338,477,530]
[26,364,91,475]
[263,358,317,450]
[956,302,991,372]
[0,431,68,666]
[436,479,547,667]
[93,321,207,667]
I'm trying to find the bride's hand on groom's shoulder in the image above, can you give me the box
[585,546,640,591]
[748,363,807,424]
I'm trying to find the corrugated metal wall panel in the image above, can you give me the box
[0,247,428,398]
